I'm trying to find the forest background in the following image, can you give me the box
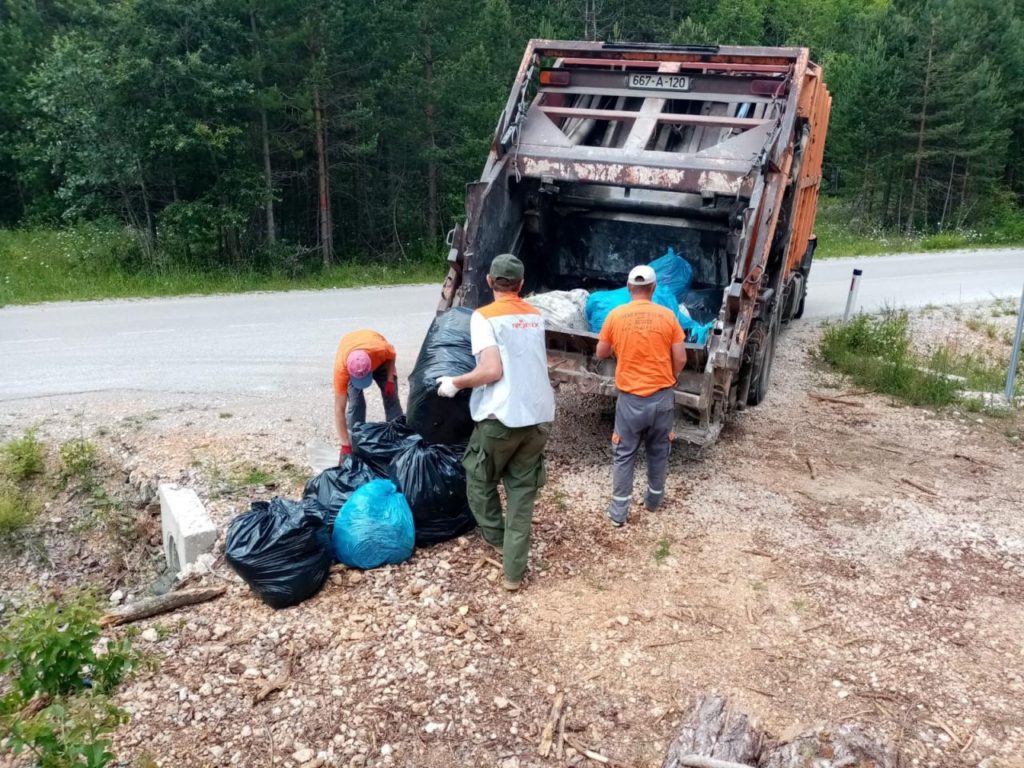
[1,0,1023,303]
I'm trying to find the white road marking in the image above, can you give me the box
[1,337,60,345]
[227,322,273,329]
[116,329,176,337]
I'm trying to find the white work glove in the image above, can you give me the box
[436,376,460,398]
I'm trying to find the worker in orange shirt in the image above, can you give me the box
[333,330,403,463]
[595,266,686,526]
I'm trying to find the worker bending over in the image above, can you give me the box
[595,265,686,526]
[436,254,555,591]
[333,330,402,463]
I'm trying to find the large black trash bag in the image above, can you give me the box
[406,307,476,445]
[351,417,417,477]
[388,436,477,547]
[225,498,332,609]
[302,456,378,531]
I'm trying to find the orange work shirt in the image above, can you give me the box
[333,330,397,394]
[599,299,685,397]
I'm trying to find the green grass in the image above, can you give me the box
[59,438,99,487]
[0,224,446,305]
[1,429,46,482]
[820,311,1021,407]
[0,483,39,540]
[654,536,671,565]
[814,198,1024,259]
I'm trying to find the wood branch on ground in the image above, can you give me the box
[538,691,565,757]
[253,642,294,704]
[901,477,939,496]
[809,392,866,407]
[99,586,226,627]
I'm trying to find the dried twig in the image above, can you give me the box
[901,477,939,497]
[741,548,774,560]
[809,392,866,407]
[564,737,629,767]
[538,692,565,757]
[644,638,695,649]
[674,757,756,768]
[740,685,776,699]
[806,457,817,479]
[253,642,294,705]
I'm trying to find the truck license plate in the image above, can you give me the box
[627,73,691,91]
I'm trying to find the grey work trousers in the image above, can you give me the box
[608,387,674,523]
[346,363,403,428]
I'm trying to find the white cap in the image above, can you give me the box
[627,265,657,287]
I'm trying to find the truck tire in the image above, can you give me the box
[747,314,779,406]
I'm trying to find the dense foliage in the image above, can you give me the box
[1,0,1022,271]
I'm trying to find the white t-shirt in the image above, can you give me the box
[468,298,555,427]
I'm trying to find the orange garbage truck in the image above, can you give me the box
[438,40,832,447]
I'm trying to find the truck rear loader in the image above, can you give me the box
[438,40,832,447]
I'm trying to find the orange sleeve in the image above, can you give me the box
[599,313,615,345]
[333,362,349,395]
[671,316,685,344]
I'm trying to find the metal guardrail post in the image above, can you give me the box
[1005,282,1024,403]
[842,268,863,323]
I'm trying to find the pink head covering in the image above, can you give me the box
[346,350,374,389]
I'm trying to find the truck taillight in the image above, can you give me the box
[539,70,571,87]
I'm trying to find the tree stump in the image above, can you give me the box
[758,725,896,768]
[663,696,763,768]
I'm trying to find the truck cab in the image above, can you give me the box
[438,40,831,447]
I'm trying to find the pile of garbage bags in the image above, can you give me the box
[226,307,481,608]
[585,249,715,344]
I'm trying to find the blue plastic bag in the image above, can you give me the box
[649,247,693,301]
[679,313,713,345]
[586,285,684,334]
[332,479,415,570]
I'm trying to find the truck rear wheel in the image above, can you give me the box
[747,314,779,406]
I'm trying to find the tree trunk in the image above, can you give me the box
[313,81,332,268]
[423,42,439,248]
[939,153,956,230]
[250,9,276,245]
[136,159,157,254]
[906,26,935,235]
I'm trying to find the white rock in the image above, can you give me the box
[424,722,446,734]
[209,745,224,759]
[141,628,159,643]
[292,748,315,763]
[493,696,509,710]
[109,589,125,605]
[380,744,393,756]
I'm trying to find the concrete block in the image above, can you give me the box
[159,483,217,577]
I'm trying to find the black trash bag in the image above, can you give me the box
[681,287,724,325]
[351,417,418,477]
[388,436,477,547]
[225,497,332,609]
[406,307,476,445]
[302,456,379,531]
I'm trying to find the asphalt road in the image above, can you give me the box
[2,249,1023,402]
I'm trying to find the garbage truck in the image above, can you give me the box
[437,40,831,447]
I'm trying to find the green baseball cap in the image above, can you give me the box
[489,253,524,282]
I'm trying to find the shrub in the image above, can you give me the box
[1,429,46,482]
[0,592,137,768]
[0,482,39,539]
[59,439,99,486]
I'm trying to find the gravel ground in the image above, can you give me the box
[2,306,1023,768]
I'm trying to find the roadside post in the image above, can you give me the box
[842,268,863,323]
[1005,281,1024,403]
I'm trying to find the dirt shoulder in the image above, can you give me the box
[1,310,1022,768]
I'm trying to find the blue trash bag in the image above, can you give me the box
[332,479,415,570]
[586,284,685,334]
[649,247,693,301]
[679,312,714,345]
[225,498,332,609]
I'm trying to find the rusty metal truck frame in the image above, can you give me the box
[438,40,831,447]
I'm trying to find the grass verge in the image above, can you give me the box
[0,224,446,305]
[820,311,1020,407]
[813,198,1024,259]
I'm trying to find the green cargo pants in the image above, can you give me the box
[463,419,550,583]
